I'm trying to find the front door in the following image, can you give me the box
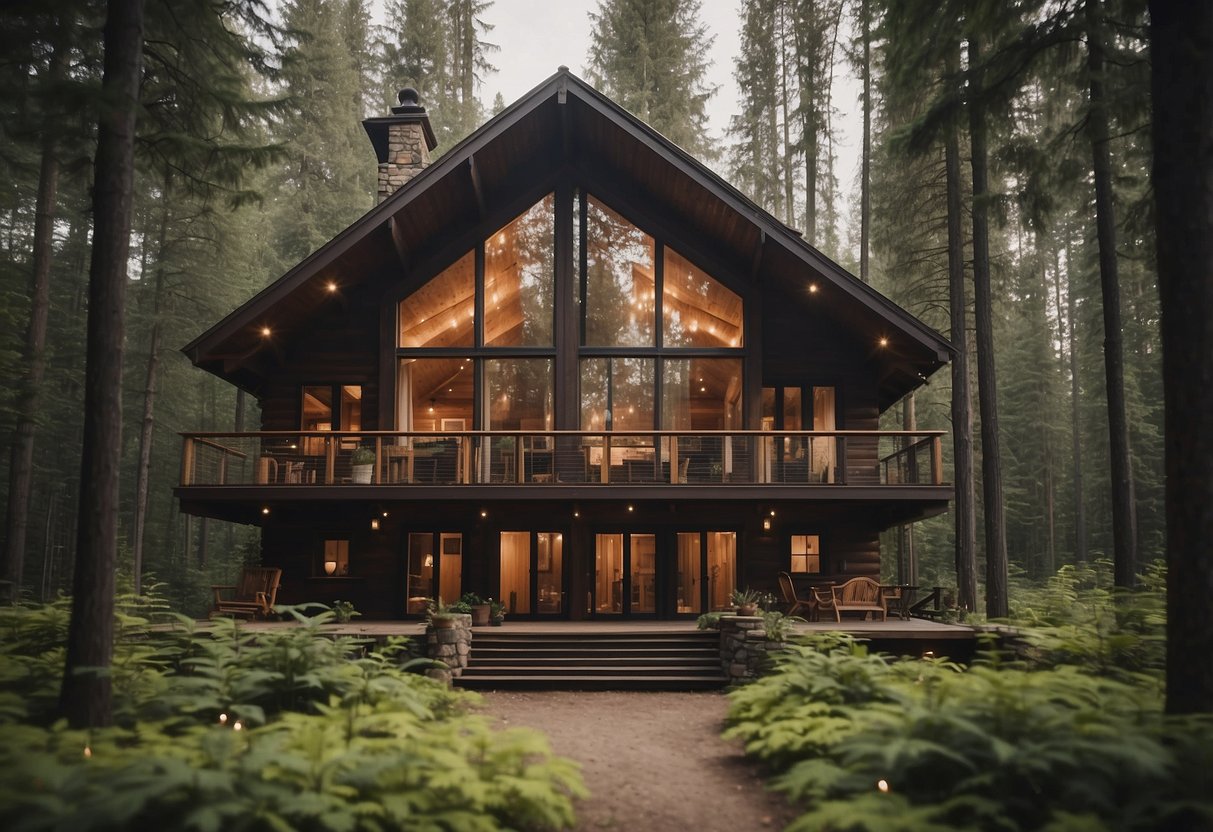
[499,531,566,617]
[593,530,737,617]
[405,531,463,615]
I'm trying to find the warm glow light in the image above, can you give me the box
[480,510,488,518]
[382,511,389,517]
[83,745,92,759]
[699,386,706,393]
[627,505,634,512]
[260,326,271,337]
[879,337,889,347]
[877,779,890,793]
[573,510,580,518]
[762,518,771,531]
[808,283,819,294]
[370,518,380,530]
[326,281,338,292]
[233,720,244,732]
[218,713,228,725]
[324,560,337,575]
[770,510,776,516]
[261,507,270,515]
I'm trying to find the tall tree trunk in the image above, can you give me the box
[1085,0,1137,587]
[858,0,871,283]
[3,41,67,594]
[968,35,1008,618]
[1058,236,1088,562]
[1150,0,1213,715]
[777,1,795,228]
[131,174,172,595]
[59,0,145,729]
[944,50,977,612]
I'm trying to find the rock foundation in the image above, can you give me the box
[719,614,785,684]
[423,614,472,683]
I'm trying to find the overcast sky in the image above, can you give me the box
[369,0,862,237]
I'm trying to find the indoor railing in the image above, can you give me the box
[179,430,946,488]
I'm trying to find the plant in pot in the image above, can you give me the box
[426,597,459,629]
[460,592,490,626]
[331,600,358,624]
[488,598,506,626]
[731,587,762,616]
[350,446,376,483]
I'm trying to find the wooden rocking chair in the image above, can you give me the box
[211,566,282,619]
[777,572,814,618]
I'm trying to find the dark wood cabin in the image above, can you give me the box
[177,71,953,620]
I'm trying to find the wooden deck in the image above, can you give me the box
[191,617,974,641]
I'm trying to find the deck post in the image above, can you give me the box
[181,436,194,485]
[374,436,382,484]
[836,436,848,485]
[931,435,943,485]
[325,436,336,484]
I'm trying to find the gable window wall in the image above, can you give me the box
[394,187,747,467]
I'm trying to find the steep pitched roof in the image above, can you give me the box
[184,69,952,401]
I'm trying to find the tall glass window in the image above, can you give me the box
[663,247,743,348]
[399,251,475,348]
[485,195,554,347]
[661,358,743,430]
[485,358,553,430]
[584,196,655,346]
[399,358,473,432]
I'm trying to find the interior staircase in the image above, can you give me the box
[454,629,727,690]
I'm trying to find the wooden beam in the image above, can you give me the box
[467,156,487,218]
[389,216,410,272]
[750,229,766,282]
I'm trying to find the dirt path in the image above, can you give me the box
[480,691,796,831]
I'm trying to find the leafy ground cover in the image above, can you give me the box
[0,594,584,831]
[727,563,1213,831]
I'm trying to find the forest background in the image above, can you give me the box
[0,0,1161,618]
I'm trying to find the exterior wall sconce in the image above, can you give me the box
[370,518,380,531]
[763,517,772,531]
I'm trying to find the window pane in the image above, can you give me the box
[579,358,654,433]
[302,386,332,454]
[537,532,563,614]
[631,534,656,613]
[707,532,736,611]
[662,358,743,430]
[400,358,473,432]
[322,540,349,576]
[486,194,554,346]
[580,358,609,431]
[399,251,475,347]
[340,385,361,432]
[790,534,820,573]
[663,247,743,347]
[584,196,655,346]
[406,533,434,614]
[594,533,624,614]
[440,533,462,604]
[500,531,531,615]
[485,358,553,430]
[812,388,836,483]
[676,532,702,614]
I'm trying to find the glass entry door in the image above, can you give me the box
[677,531,737,614]
[592,532,657,616]
[499,531,565,617]
[406,531,462,615]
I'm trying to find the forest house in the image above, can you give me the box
[177,70,954,620]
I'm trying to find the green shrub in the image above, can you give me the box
[0,599,586,830]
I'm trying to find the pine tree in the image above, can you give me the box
[587,0,717,159]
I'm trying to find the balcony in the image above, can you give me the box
[179,430,946,493]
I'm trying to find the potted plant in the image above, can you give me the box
[426,597,459,629]
[331,600,358,624]
[460,592,491,626]
[488,598,506,626]
[350,446,376,483]
[731,587,762,616]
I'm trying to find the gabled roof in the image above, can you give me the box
[184,69,952,402]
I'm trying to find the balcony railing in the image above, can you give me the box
[180,430,946,489]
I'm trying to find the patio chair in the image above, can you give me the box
[211,566,281,619]
[777,572,814,618]
[810,584,836,621]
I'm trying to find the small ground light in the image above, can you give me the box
[219,713,228,725]
[83,745,92,759]
[877,779,890,792]
[233,720,243,732]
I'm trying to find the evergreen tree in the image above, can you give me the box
[587,0,717,159]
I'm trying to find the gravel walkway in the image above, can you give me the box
[480,691,797,831]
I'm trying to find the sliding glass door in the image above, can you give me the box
[499,531,565,617]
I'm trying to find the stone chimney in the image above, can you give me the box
[362,88,438,204]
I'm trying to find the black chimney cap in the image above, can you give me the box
[363,86,438,160]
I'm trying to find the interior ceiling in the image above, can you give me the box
[186,72,949,408]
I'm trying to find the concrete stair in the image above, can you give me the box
[455,629,727,691]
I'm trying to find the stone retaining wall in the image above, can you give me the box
[423,614,472,683]
[719,614,786,684]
